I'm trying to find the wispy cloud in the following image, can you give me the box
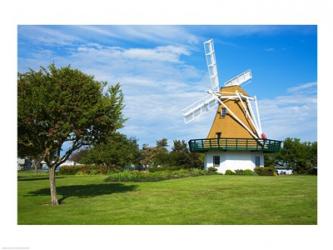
[18,26,81,45]
[76,25,200,45]
[287,82,317,94]
[77,45,191,63]
[18,25,200,49]
[260,82,317,141]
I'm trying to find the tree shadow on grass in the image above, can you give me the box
[28,183,138,204]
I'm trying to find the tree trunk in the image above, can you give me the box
[49,166,59,206]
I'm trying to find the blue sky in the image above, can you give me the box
[18,25,317,147]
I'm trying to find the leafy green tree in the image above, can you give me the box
[80,133,140,170]
[139,139,204,169]
[172,140,188,152]
[169,140,203,168]
[139,144,156,168]
[264,138,317,174]
[154,138,169,166]
[139,139,169,167]
[18,64,125,205]
[156,138,168,148]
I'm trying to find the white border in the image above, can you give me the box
[1,0,332,249]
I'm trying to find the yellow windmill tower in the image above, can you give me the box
[183,39,281,173]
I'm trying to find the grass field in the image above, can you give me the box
[18,172,317,224]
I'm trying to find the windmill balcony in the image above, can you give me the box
[188,138,282,153]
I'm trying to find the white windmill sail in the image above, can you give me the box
[204,39,220,91]
[182,95,217,124]
[224,69,252,87]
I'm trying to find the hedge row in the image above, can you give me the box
[105,169,215,182]
[59,165,276,178]
[254,167,276,176]
[223,167,276,176]
[59,165,111,175]
[224,169,256,175]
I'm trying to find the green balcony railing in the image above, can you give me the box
[188,138,282,153]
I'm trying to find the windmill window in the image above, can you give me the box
[213,156,220,166]
[216,132,221,138]
[221,108,227,118]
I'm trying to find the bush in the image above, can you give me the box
[59,165,111,175]
[225,170,235,175]
[306,167,317,175]
[207,167,218,173]
[254,167,276,176]
[234,169,256,176]
[105,168,216,182]
[244,169,256,175]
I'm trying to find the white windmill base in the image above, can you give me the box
[204,151,264,174]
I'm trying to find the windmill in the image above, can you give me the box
[182,39,281,173]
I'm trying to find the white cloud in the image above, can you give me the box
[18,26,80,45]
[76,45,190,63]
[287,82,317,94]
[76,25,200,45]
[18,25,199,48]
[260,82,317,141]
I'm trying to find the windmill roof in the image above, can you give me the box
[220,85,249,96]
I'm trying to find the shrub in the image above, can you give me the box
[59,165,111,175]
[105,168,216,182]
[58,165,81,175]
[243,169,256,175]
[225,170,235,175]
[234,169,244,175]
[234,169,256,176]
[306,167,317,175]
[148,165,184,172]
[254,166,276,176]
[207,167,218,173]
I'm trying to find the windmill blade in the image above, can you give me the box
[224,69,252,87]
[183,95,217,123]
[204,39,220,91]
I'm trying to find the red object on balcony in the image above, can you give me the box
[261,133,268,139]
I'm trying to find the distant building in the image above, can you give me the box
[17,158,32,170]
[275,166,293,175]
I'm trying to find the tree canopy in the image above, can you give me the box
[264,137,317,174]
[139,139,203,169]
[80,133,140,170]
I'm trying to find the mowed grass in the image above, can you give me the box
[18,172,317,225]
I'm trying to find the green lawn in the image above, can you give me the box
[18,172,317,224]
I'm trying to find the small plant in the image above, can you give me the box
[207,167,218,173]
[225,170,235,175]
[59,165,111,175]
[254,167,276,176]
[243,169,256,175]
[234,169,256,176]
